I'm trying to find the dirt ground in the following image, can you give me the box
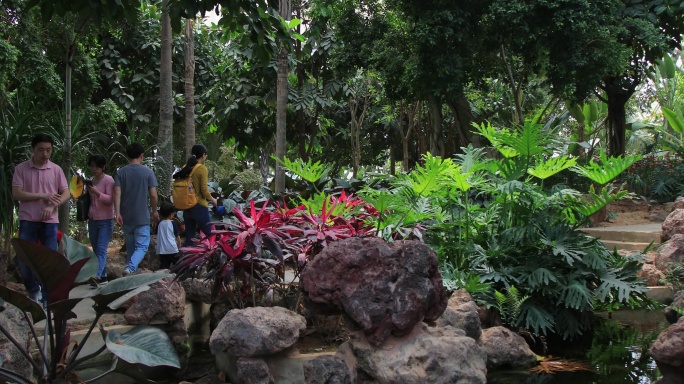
[598,198,671,227]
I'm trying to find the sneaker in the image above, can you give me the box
[122,268,132,276]
[87,276,99,288]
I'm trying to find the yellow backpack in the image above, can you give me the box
[172,164,200,210]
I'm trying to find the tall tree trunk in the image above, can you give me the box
[184,18,195,158]
[501,44,524,125]
[275,0,291,194]
[59,41,75,234]
[295,8,307,162]
[158,0,174,197]
[427,95,444,157]
[447,95,480,149]
[604,76,637,157]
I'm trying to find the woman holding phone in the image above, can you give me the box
[87,155,115,284]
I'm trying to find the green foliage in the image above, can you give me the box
[494,286,529,327]
[572,151,642,185]
[359,122,648,339]
[276,156,332,184]
[619,155,684,202]
[0,237,177,383]
[660,261,684,291]
[440,262,490,294]
[232,169,263,191]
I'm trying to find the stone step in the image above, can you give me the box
[599,239,658,252]
[581,225,662,243]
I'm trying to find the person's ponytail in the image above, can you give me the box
[173,155,199,179]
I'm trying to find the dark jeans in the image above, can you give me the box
[17,221,58,295]
[159,253,179,270]
[183,204,213,246]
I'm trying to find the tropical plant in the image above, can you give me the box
[494,286,529,328]
[0,237,178,384]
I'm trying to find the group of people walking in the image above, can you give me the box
[12,134,216,301]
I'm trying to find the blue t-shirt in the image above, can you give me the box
[114,164,157,226]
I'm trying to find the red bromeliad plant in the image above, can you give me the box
[174,194,379,303]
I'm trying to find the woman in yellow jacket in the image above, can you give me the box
[173,144,217,246]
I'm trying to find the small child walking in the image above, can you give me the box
[157,203,181,270]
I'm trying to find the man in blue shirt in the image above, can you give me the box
[113,143,159,274]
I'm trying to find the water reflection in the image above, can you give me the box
[488,310,667,383]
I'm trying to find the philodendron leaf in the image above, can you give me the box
[11,238,70,293]
[90,273,171,310]
[106,326,180,368]
[663,107,684,134]
[63,235,99,283]
[0,284,46,323]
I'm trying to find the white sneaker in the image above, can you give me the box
[122,268,132,276]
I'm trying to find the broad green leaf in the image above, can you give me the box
[528,156,577,180]
[0,284,46,323]
[288,18,301,29]
[571,151,641,185]
[570,185,629,217]
[11,238,70,293]
[275,156,332,183]
[91,273,171,310]
[663,107,684,134]
[526,268,559,287]
[595,270,648,303]
[518,301,555,335]
[505,122,549,158]
[63,235,99,283]
[106,326,180,368]
[560,279,593,310]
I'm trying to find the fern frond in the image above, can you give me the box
[528,156,577,180]
[571,150,642,185]
[401,153,455,197]
[454,144,489,173]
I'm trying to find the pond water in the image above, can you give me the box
[487,310,667,384]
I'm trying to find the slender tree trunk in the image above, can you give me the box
[295,8,307,162]
[158,0,174,197]
[184,18,196,158]
[501,44,524,125]
[59,41,75,234]
[604,76,637,157]
[427,95,444,157]
[275,0,291,194]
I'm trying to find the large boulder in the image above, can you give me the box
[303,355,353,384]
[0,304,34,383]
[436,290,482,340]
[478,326,538,370]
[124,275,186,324]
[665,290,684,324]
[662,209,684,242]
[301,237,448,346]
[650,317,684,384]
[342,325,487,384]
[656,234,684,272]
[209,306,306,357]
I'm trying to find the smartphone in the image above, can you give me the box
[85,179,93,187]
